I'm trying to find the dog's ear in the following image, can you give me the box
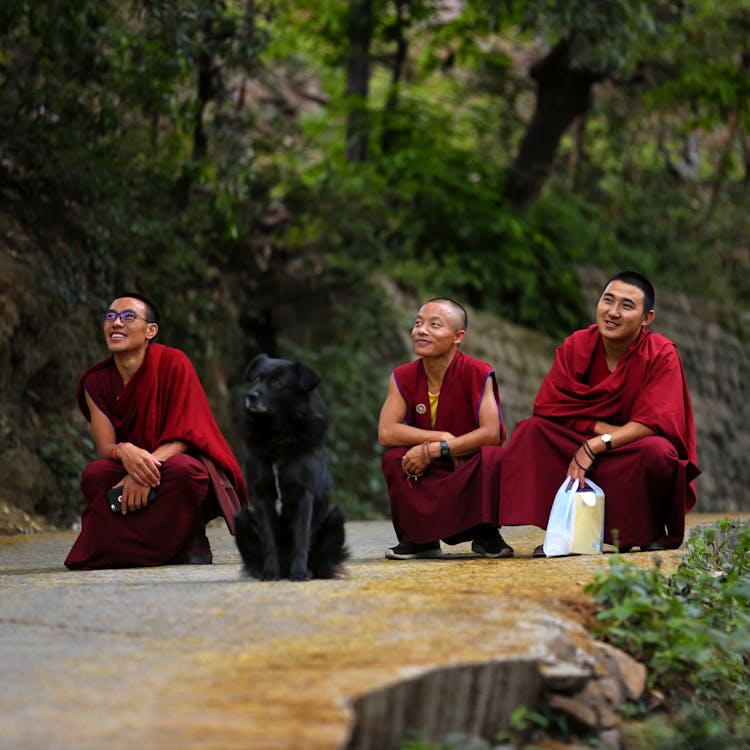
[295,361,320,393]
[245,353,269,381]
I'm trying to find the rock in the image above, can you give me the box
[0,498,55,535]
[591,641,647,702]
[539,661,592,693]
[598,728,622,750]
[547,692,599,729]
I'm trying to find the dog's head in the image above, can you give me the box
[244,353,321,416]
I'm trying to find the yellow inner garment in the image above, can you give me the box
[428,391,439,428]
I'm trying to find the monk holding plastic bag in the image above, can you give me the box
[543,478,605,557]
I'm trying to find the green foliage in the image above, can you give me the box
[283,98,588,338]
[523,0,688,75]
[278,282,400,520]
[37,416,95,525]
[586,520,750,747]
[2,0,750,520]
[399,739,461,750]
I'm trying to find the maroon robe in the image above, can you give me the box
[65,343,248,569]
[499,325,700,549]
[383,351,506,544]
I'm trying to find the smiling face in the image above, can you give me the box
[596,280,655,350]
[103,296,158,354]
[411,301,466,359]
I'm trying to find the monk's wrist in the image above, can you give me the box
[581,441,597,462]
[424,441,441,460]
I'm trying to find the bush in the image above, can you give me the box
[586,520,750,747]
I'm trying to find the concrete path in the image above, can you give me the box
[0,515,744,750]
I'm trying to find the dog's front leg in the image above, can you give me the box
[289,490,313,581]
[254,500,281,581]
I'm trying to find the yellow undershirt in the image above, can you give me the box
[428,391,440,428]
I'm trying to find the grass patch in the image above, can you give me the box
[586,519,750,748]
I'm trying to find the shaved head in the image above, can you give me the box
[424,297,468,332]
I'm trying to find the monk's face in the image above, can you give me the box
[103,297,158,353]
[596,280,655,348]
[411,301,465,358]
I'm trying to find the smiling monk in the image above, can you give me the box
[499,271,700,553]
[378,298,512,560]
[65,293,247,569]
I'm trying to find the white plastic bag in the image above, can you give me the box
[543,477,605,557]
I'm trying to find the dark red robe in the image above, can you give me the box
[382,351,506,544]
[65,343,247,569]
[499,326,700,549]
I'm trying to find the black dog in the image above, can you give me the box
[234,354,349,581]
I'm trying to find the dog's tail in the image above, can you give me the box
[309,505,351,579]
[233,507,265,579]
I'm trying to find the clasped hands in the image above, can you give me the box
[112,443,162,514]
[401,434,465,478]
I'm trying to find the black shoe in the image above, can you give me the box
[533,544,546,558]
[471,531,514,558]
[641,537,669,552]
[385,541,442,560]
[180,528,213,565]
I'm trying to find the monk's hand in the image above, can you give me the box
[117,443,162,487]
[568,442,595,489]
[118,475,154,514]
[401,442,433,477]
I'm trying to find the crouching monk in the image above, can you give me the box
[65,293,247,570]
[499,271,700,553]
[379,298,512,559]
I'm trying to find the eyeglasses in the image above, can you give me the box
[102,310,150,325]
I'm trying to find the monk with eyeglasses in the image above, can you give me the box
[65,293,247,569]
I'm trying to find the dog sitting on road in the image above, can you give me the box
[234,353,349,581]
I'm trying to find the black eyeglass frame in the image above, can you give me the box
[102,309,154,325]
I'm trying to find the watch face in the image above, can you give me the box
[601,434,612,449]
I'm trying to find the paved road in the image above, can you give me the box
[0,515,743,750]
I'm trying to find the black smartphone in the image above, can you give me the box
[108,487,157,513]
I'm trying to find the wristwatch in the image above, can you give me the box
[440,440,451,459]
[600,433,613,451]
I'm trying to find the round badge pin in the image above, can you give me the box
[416,403,427,414]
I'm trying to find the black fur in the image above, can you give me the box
[235,354,349,581]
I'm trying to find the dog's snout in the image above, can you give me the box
[245,385,268,414]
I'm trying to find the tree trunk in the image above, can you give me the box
[505,39,602,210]
[193,45,215,162]
[381,0,409,154]
[345,0,373,163]
[741,132,750,184]
[567,113,588,192]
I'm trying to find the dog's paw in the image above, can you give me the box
[289,566,312,582]
[260,565,281,581]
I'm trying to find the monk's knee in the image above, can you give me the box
[160,453,209,485]
[631,436,679,477]
[80,459,122,496]
[382,447,407,472]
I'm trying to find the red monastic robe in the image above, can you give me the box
[382,351,506,543]
[65,343,247,569]
[499,325,700,549]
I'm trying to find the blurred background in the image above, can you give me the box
[0,0,748,529]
